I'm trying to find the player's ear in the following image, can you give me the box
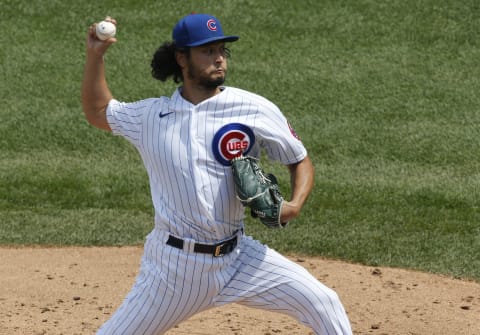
[175,51,187,69]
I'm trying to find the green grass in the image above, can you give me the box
[1,0,480,281]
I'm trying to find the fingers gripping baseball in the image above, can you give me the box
[86,17,117,55]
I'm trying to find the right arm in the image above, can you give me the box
[81,18,117,131]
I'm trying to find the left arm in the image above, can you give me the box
[280,155,315,223]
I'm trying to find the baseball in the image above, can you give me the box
[96,21,116,41]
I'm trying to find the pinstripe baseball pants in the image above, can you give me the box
[97,228,352,335]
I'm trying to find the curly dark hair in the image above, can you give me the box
[151,42,189,83]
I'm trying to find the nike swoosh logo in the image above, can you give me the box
[159,111,174,118]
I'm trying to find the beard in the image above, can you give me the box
[187,61,226,90]
[199,75,225,90]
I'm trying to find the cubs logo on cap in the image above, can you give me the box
[212,123,255,166]
[206,19,217,31]
[173,13,239,48]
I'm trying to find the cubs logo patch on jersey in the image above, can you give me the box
[212,123,255,166]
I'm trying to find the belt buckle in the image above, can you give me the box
[214,243,225,257]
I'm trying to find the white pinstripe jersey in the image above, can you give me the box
[106,86,307,242]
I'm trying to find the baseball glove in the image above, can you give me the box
[231,155,286,228]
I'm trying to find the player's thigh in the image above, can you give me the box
[238,265,343,325]
[239,244,341,312]
[97,250,211,335]
[96,262,174,334]
[219,238,351,334]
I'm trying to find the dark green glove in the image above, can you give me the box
[231,155,286,228]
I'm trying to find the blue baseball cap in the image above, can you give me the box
[172,13,239,48]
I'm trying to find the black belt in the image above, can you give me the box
[166,234,238,257]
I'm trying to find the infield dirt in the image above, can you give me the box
[0,246,479,335]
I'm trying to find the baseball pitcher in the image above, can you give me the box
[81,13,353,335]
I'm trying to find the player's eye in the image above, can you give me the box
[201,46,230,58]
[201,47,215,56]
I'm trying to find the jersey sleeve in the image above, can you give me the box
[257,104,307,165]
[106,98,149,148]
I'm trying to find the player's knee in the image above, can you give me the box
[309,287,351,334]
[324,286,341,305]
[307,285,345,319]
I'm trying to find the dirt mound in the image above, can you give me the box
[0,246,478,335]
